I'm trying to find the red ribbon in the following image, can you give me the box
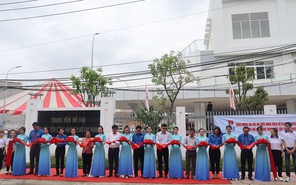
[143,139,165,151]
[105,137,142,150]
[143,139,155,145]
[37,138,48,144]
[169,139,181,146]
[204,140,222,150]
[105,140,116,145]
[118,136,129,143]
[51,137,66,144]
[12,138,30,147]
[4,140,14,167]
[130,142,143,150]
[79,137,103,147]
[223,137,255,150]
[182,144,196,150]
[197,141,210,147]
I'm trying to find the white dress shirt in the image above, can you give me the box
[107,132,121,148]
[0,137,6,149]
[270,136,282,151]
[281,131,296,148]
[156,131,171,144]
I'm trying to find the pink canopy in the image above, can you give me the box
[0,78,86,115]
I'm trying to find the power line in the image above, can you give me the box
[0,0,145,22]
[0,0,37,6]
[2,45,296,86]
[6,78,296,93]
[1,43,295,77]
[0,0,83,12]
[1,44,295,90]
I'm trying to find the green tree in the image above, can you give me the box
[149,51,197,114]
[70,66,112,107]
[135,104,164,134]
[227,66,269,110]
[247,86,269,110]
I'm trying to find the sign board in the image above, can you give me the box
[37,110,100,137]
[214,114,296,137]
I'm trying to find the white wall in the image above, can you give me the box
[209,0,295,54]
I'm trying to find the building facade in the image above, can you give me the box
[180,0,296,113]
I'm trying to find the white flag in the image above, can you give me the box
[229,81,236,111]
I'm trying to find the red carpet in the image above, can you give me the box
[0,169,231,184]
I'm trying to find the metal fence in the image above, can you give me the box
[114,109,287,134]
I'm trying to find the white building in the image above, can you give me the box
[179,0,296,112]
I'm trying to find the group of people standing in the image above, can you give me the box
[2,121,296,182]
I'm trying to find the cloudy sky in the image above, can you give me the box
[0,0,209,88]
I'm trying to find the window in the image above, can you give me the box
[232,12,270,39]
[228,61,274,79]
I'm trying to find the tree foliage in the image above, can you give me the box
[70,66,112,107]
[226,66,269,110]
[135,104,164,134]
[149,51,197,114]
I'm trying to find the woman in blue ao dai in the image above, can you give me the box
[12,127,28,176]
[65,128,79,178]
[254,126,271,181]
[118,126,133,178]
[38,127,53,176]
[169,126,183,179]
[222,125,239,180]
[143,126,156,179]
[195,128,210,180]
[89,126,106,178]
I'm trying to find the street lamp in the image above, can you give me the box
[2,65,22,128]
[91,33,99,69]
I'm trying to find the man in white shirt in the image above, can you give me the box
[156,123,171,178]
[107,125,121,177]
[281,122,296,182]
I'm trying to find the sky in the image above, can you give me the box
[0,0,210,88]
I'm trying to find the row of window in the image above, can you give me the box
[232,12,270,39]
[228,61,274,79]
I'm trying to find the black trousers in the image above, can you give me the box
[185,150,196,176]
[241,150,253,178]
[6,151,14,172]
[82,153,93,174]
[133,147,144,176]
[284,147,296,177]
[209,148,220,174]
[272,150,282,177]
[0,148,4,170]
[55,147,65,174]
[29,145,41,173]
[108,147,119,175]
[157,147,169,176]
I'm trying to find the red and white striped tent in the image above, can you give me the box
[0,78,86,116]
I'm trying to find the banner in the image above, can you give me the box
[214,114,296,136]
